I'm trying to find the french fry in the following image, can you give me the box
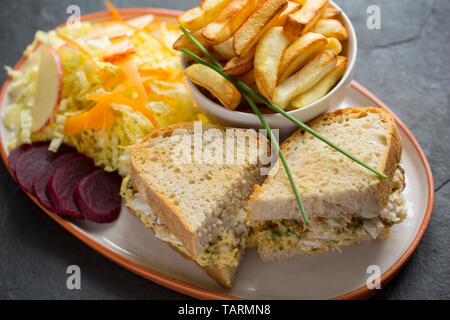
[291,55,347,108]
[247,82,265,104]
[172,29,212,55]
[273,1,302,26]
[210,50,230,64]
[223,47,256,75]
[233,0,288,57]
[177,7,204,31]
[321,6,341,19]
[278,32,327,83]
[324,37,342,54]
[178,0,233,32]
[290,0,306,5]
[312,19,348,41]
[254,26,295,101]
[237,68,256,85]
[184,63,241,110]
[212,37,235,59]
[283,0,328,37]
[202,0,259,44]
[273,49,336,108]
[237,69,265,103]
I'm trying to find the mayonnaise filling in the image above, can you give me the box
[121,176,247,267]
[248,167,407,254]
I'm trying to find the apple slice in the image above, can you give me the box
[82,15,155,41]
[31,47,63,133]
[127,14,154,29]
[81,23,134,40]
[101,38,137,63]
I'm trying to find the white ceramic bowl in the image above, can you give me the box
[180,0,357,138]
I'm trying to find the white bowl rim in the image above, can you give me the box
[180,0,358,121]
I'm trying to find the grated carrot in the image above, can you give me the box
[102,72,126,91]
[57,34,97,66]
[65,102,115,134]
[118,58,148,103]
[139,68,172,81]
[86,92,159,128]
[105,0,123,21]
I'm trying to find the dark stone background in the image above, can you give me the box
[0,0,448,300]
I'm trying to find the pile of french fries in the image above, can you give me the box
[174,0,348,111]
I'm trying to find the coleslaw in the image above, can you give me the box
[3,14,203,176]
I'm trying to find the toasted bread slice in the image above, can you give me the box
[130,122,269,259]
[121,176,244,288]
[248,107,402,222]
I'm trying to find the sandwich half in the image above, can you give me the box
[121,175,246,288]
[247,107,407,261]
[126,122,270,288]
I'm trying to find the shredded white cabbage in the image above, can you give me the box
[3,20,202,176]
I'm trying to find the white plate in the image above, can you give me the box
[0,9,434,300]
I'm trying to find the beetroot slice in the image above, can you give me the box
[8,141,49,174]
[15,143,76,194]
[33,153,82,211]
[9,144,33,174]
[46,156,95,219]
[74,169,122,223]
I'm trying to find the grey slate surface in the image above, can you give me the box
[0,0,448,300]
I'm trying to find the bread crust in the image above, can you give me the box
[249,107,403,220]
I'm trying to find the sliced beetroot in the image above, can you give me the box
[33,153,82,211]
[15,143,75,194]
[8,141,47,174]
[46,156,95,219]
[74,169,122,223]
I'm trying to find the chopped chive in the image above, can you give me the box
[285,229,295,237]
[356,219,364,228]
[271,231,281,238]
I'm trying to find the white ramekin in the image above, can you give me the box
[180,0,357,138]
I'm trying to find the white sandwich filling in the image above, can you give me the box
[121,166,406,261]
[121,176,248,267]
[248,167,407,255]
